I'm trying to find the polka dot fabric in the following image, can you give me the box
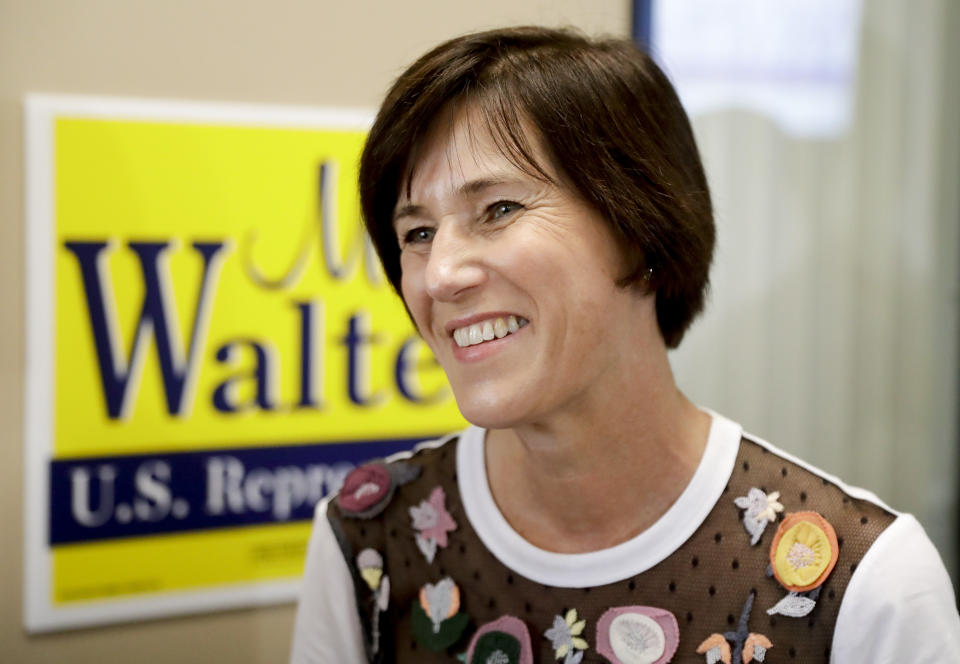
[327,437,895,662]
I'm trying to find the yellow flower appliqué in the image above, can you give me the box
[769,511,839,592]
[544,608,588,663]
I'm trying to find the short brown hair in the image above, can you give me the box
[359,26,714,348]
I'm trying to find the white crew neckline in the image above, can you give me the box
[456,412,743,588]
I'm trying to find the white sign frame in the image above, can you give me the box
[23,94,375,632]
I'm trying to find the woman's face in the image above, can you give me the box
[394,110,658,429]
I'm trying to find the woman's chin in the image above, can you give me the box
[452,390,532,431]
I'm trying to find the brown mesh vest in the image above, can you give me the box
[327,435,895,663]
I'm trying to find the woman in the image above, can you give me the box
[292,27,959,663]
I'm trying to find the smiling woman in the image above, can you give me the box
[291,27,960,664]
[394,109,651,430]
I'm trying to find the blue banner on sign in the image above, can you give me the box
[49,437,432,545]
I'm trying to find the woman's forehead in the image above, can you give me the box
[398,105,557,207]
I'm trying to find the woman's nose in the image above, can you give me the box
[424,223,486,301]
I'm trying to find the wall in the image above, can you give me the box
[0,2,629,662]
[3,1,957,662]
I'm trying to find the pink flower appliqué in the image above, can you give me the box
[410,486,457,562]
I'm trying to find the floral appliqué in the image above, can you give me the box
[765,589,820,618]
[696,592,772,663]
[742,634,773,663]
[766,511,839,617]
[411,577,469,651]
[544,608,588,664]
[356,548,390,655]
[596,606,679,664]
[733,488,783,545]
[410,486,458,562]
[465,616,534,664]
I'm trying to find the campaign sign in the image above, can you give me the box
[23,95,466,632]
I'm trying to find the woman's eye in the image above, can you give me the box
[403,227,435,245]
[488,201,522,220]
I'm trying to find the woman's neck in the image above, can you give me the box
[483,358,711,554]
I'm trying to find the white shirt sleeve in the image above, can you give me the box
[831,514,960,663]
[290,499,367,664]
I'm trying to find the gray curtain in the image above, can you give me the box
[670,0,960,582]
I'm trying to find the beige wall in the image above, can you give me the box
[0,2,629,661]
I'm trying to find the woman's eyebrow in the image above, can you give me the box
[393,175,529,225]
[393,203,424,225]
[458,176,523,197]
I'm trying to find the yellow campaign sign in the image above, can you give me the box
[24,95,466,632]
[52,523,312,603]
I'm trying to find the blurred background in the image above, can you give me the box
[1,0,956,661]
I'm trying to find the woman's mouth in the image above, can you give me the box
[452,315,529,348]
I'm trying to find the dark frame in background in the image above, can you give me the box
[631,0,653,49]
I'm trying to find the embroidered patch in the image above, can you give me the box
[356,548,383,591]
[355,548,390,656]
[544,608,588,664]
[476,636,518,664]
[416,535,438,562]
[733,488,784,545]
[377,575,390,612]
[596,606,679,664]
[410,486,457,563]
[421,577,460,631]
[338,461,420,518]
[695,634,730,664]
[411,577,469,651]
[696,592,772,664]
[742,633,773,663]
[769,511,839,592]
[466,616,534,664]
[765,591,816,617]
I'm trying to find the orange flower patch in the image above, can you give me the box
[743,633,773,663]
[769,511,839,592]
[696,633,731,664]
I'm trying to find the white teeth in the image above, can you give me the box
[482,321,495,341]
[453,316,529,348]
